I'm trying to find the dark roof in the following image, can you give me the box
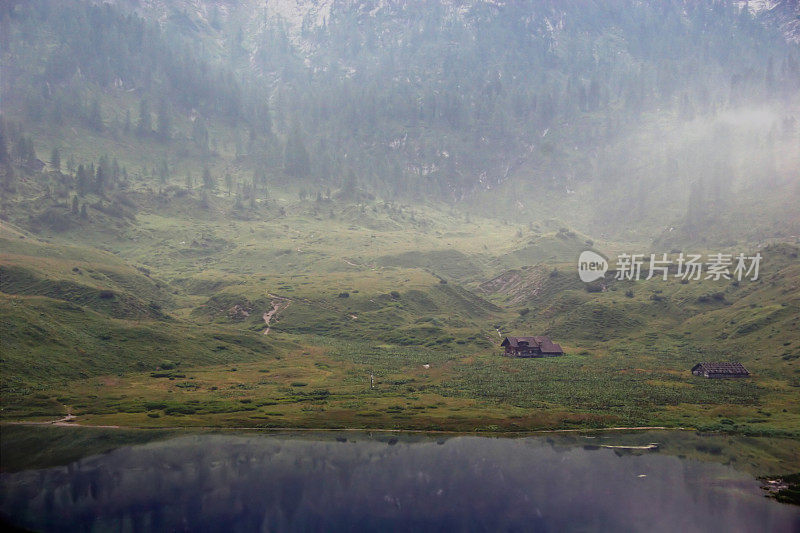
[501,336,563,354]
[25,158,45,172]
[539,339,563,354]
[691,362,749,375]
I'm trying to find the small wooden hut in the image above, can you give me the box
[691,362,749,378]
[501,336,564,358]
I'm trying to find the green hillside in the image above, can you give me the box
[1,202,798,434]
[0,0,798,435]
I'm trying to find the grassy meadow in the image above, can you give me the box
[1,190,798,436]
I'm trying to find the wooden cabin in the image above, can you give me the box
[691,362,749,378]
[501,336,564,358]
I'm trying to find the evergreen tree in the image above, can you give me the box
[156,98,171,140]
[95,161,107,192]
[283,124,310,178]
[50,147,61,171]
[0,121,11,168]
[88,98,103,131]
[251,170,260,196]
[192,118,209,152]
[340,170,357,200]
[255,99,273,136]
[14,136,35,164]
[25,137,36,164]
[76,164,89,196]
[137,99,151,136]
[202,167,216,191]
[158,159,169,185]
[0,121,14,190]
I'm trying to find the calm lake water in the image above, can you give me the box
[0,429,798,532]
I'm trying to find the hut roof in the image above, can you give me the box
[501,336,563,354]
[691,362,749,376]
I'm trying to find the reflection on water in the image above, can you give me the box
[1,431,798,532]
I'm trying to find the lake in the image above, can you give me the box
[1,428,798,532]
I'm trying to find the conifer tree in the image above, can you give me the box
[283,123,310,178]
[76,164,89,196]
[50,147,61,171]
[88,98,103,131]
[202,167,216,191]
[137,99,151,136]
[156,99,171,140]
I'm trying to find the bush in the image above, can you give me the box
[150,372,185,378]
[164,405,197,415]
[697,292,725,303]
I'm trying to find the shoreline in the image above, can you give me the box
[0,420,686,435]
[4,418,797,439]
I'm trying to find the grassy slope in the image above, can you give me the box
[1,188,798,436]
[0,223,294,418]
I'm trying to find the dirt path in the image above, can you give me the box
[263,297,290,335]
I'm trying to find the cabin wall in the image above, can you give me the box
[504,349,564,358]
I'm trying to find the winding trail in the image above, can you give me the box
[263,296,290,335]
